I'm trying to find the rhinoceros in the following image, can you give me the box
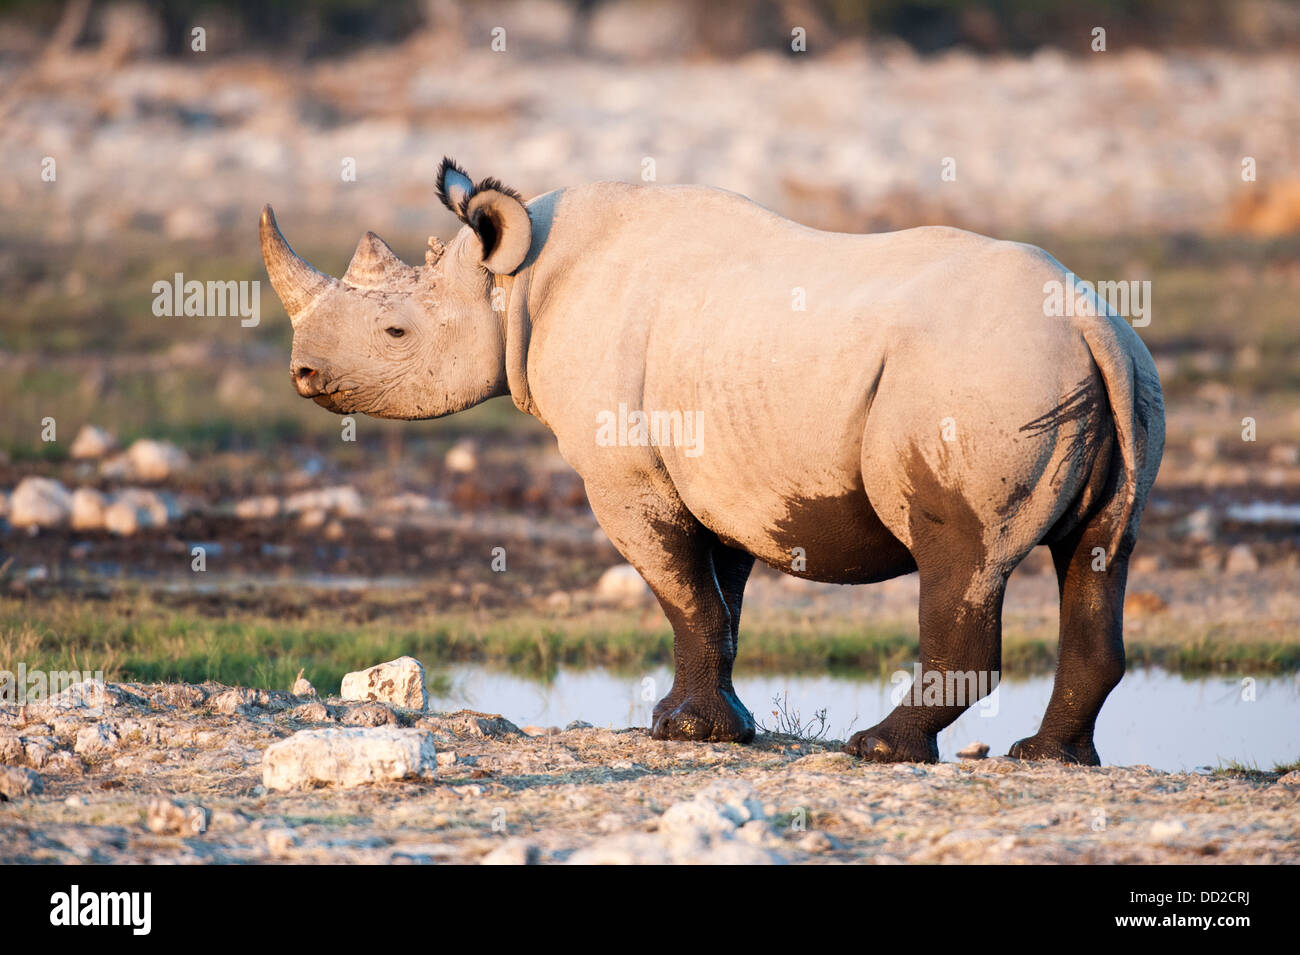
[260,157,1164,764]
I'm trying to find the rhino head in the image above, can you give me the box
[259,158,533,419]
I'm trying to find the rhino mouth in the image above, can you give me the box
[311,385,359,415]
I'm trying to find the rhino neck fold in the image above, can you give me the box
[495,270,536,418]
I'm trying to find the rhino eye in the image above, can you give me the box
[385,327,405,339]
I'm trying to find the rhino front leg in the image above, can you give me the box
[585,483,755,743]
[651,542,755,729]
[845,565,1006,763]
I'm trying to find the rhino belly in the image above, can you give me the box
[699,486,917,585]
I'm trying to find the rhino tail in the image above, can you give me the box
[1077,315,1143,565]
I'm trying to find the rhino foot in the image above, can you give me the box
[1007,734,1101,766]
[651,689,755,743]
[844,724,939,763]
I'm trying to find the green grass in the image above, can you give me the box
[2,592,1297,697]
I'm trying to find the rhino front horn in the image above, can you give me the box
[259,205,337,325]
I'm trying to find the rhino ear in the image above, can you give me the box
[465,183,531,275]
[436,157,474,219]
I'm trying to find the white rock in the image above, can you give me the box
[1150,819,1187,842]
[284,485,363,518]
[595,563,651,603]
[146,797,209,835]
[341,656,428,710]
[0,766,43,799]
[74,722,120,756]
[291,670,316,698]
[480,839,539,865]
[261,727,438,791]
[1224,544,1259,574]
[9,477,72,528]
[104,489,172,535]
[234,495,281,520]
[124,439,190,482]
[444,439,478,473]
[957,740,990,759]
[70,425,117,460]
[265,828,299,855]
[70,487,108,530]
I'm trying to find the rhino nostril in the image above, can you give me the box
[295,366,317,381]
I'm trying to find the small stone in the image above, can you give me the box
[797,830,841,853]
[340,656,428,710]
[0,766,44,799]
[291,669,316,698]
[9,477,72,528]
[445,439,478,473]
[480,839,539,865]
[1150,819,1187,842]
[788,751,855,773]
[566,720,594,731]
[261,727,438,791]
[124,439,190,482]
[420,711,524,738]
[70,425,117,460]
[1276,770,1300,786]
[340,702,397,727]
[265,828,299,855]
[595,563,651,603]
[436,751,458,767]
[64,794,87,807]
[1224,544,1259,574]
[146,797,209,835]
[957,741,990,760]
[70,488,108,530]
[74,722,120,756]
[234,495,281,520]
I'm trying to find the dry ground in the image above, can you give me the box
[2,680,1297,865]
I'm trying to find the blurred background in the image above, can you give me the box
[0,0,1297,767]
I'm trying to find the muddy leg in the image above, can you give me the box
[1009,521,1129,765]
[845,565,1006,763]
[651,542,754,727]
[585,485,754,743]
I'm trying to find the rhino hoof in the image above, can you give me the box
[651,691,755,743]
[844,726,938,763]
[1008,735,1101,766]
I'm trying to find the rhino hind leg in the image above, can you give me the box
[1008,503,1131,766]
[844,561,1007,763]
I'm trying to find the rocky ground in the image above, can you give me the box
[2,678,1297,864]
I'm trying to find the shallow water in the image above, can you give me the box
[429,665,1299,772]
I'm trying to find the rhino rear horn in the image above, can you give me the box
[343,232,417,288]
[259,205,338,324]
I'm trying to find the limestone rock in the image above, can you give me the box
[595,563,651,603]
[0,766,43,799]
[125,439,190,482]
[70,425,117,460]
[957,741,990,760]
[480,839,539,865]
[9,477,72,528]
[261,727,438,790]
[340,656,428,710]
[146,797,209,835]
[419,710,523,738]
[70,487,108,530]
[74,722,120,756]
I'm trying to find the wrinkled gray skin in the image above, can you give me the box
[261,158,1165,764]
